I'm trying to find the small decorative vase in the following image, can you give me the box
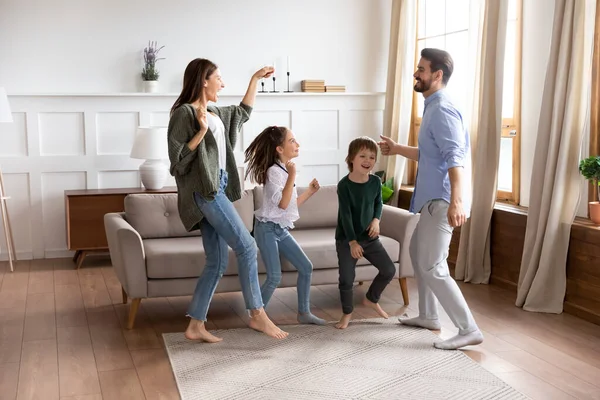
[589,201,600,224]
[143,80,159,93]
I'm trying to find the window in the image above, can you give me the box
[497,0,522,204]
[409,0,522,204]
[590,4,600,206]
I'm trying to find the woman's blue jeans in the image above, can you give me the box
[253,220,314,313]
[187,170,263,321]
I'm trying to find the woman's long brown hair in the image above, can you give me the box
[170,58,218,115]
[244,126,288,185]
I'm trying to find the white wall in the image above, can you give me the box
[0,0,392,260]
[0,0,391,94]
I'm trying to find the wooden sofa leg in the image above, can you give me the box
[127,298,141,330]
[399,278,409,306]
[121,287,128,304]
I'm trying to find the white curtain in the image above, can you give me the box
[455,0,508,284]
[516,0,595,313]
[382,0,417,205]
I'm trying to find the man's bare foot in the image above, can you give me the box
[184,319,223,343]
[248,308,288,339]
[335,313,352,329]
[362,297,389,318]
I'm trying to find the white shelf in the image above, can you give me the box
[8,92,385,97]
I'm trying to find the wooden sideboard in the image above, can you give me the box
[65,186,177,268]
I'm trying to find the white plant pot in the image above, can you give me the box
[143,80,159,93]
[139,159,167,190]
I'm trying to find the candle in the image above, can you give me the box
[287,56,291,72]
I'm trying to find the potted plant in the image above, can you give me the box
[579,155,600,224]
[141,41,165,93]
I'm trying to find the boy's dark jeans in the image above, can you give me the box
[336,237,396,314]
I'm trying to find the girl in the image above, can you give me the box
[168,59,288,343]
[244,126,326,325]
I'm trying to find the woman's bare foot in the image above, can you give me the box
[248,308,288,339]
[335,313,352,329]
[362,297,389,318]
[185,319,222,343]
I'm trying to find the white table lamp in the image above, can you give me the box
[130,126,169,190]
[0,87,16,271]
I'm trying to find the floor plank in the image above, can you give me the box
[56,326,101,398]
[17,339,59,400]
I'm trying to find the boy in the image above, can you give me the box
[335,136,395,329]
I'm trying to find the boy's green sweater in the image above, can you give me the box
[335,174,383,242]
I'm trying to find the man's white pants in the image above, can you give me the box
[410,199,478,335]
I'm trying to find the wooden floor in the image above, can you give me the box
[1,257,600,400]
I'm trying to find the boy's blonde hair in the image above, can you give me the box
[345,136,378,171]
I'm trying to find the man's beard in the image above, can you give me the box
[414,78,431,93]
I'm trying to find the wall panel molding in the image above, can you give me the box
[0,93,385,259]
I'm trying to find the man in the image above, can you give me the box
[379,48,483,350]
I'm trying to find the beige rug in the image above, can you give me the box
[163,318,528,400]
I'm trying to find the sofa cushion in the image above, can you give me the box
[295,185,339,229]
[282,228,399,271]
[253,185,339,230]
[125,193,199,239]
[125,190,255,240]
[144,236,268,279]
[233,189,256,233]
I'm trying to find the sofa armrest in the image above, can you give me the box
[380,205,420,277]
[104,212,148,298]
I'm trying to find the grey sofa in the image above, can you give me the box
[104,185,419,329]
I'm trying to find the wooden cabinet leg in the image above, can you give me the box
[75,250,87,269]
[127,298,141,330]
[121,286,128,304]
[72,250,81,263]
[399,277,409,306]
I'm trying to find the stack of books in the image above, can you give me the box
[325,85,346,93]
[301,80,325,92]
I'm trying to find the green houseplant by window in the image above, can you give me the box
[578,155,600,224]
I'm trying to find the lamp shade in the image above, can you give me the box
[0,87,13,123]
[130,126,168,160]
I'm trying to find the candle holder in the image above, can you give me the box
[270,76,279,93]
[284,71,294,93]
[259,79,267,93]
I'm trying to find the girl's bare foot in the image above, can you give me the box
[335,313,352,329]
[362,297,389,318]
[248,308,288,339]
[185,319,223,343]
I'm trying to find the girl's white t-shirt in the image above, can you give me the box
[206,112,227,170]
[255,162,299,229]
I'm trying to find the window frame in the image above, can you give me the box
[408,0,523,206]
[590,2,600,207]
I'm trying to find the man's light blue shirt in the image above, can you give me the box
[409,89,472,215]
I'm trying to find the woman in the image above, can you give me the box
[168,58,288,342]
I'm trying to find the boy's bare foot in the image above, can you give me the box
[248,308,288,339]
[185,319,223,343]
[335,313,352,329]
[362,297,389,318]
